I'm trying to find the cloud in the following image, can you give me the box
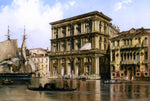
[64,0,76,10]
[114,0,133,11]
[0,0,63,50]
[69,1,76,6]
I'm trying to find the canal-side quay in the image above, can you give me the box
[0,78,150,101]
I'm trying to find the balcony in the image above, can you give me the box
[121,60,138,65]
[121,45,135,49]
[111,46,120,50]
[142,60,148,64]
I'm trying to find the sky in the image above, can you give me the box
[0,0,150,50]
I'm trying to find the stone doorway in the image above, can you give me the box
[127,66,136,80]
[127,67,132,80]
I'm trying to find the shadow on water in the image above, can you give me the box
[0,78,150,101]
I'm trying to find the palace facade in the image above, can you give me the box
[29,48,50,77]
[49,11,119,79]
[110,28,150,80]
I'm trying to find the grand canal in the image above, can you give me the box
[0,78,150,101]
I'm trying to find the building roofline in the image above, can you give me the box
[50,11,112,25]
[29,48,47,51]
[110,28,150,40]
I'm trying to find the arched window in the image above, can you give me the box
[112,66,115,71]
[145,51,148,60]
[77,23,81,34]
[133,52,136,60]
[127,53,129,60]
[124,53,126,60]
[87,21,92,33]
[145,65,148,70]
[136,53,139,62]
[130,53,132,60]
[62,26,66,37]
[70,40,74,51]
[99,37,102,50]
[70,26,74,36]
[121,53,123,61]
[120,65,123,70]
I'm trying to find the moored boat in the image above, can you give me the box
[27,83,76,91]
[1,79,14,85]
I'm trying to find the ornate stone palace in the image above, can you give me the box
[110,28,150,80]
[49,11,119,79]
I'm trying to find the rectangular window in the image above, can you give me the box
[55,43,58,52]
[120,66,123,70]
[127,40,129,45]
[137,66,140,71]
[145,65,148,70]
[127,53,129,60]
[62,26,66,37]
[130,53,132,60]
[117,40,119,46]
[77,41,81,49]
[112,52,115,61]
[87,21,92,33]
[124,53,126,60]
[55,29,58,38]
[104,44,106,50]
[99,21,101,32]
[70,26,74,36]
[138,38,141,44]
[70,40,74,51]
[62,43,66,51]
[77,23,81,34]
[136,53,139,62]
[145,51,148,60]
[121,53,123,61]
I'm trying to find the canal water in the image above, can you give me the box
[0,78,150,101]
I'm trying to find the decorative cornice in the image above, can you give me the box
[50,11,112,25]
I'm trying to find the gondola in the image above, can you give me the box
[27,83,76,91]
[1,79,14,85]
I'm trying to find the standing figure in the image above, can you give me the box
[63,80,69,89]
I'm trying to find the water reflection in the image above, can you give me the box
[0,78,150,101]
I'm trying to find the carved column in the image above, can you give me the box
[66,58,70,75]
[51,28,54,39]
[101,21,104,34]
[92,36,95,49]
[80,57,84,75]
[49,58,53,76]
[74,24,77,35]
[95,56,99,75]
[92,20,95,32]
[66,40,69,52]
[66,26,69,36]
[51,42,54,52]
[95,35,99,49]
[81,22,85,33]
[74,39,78,51]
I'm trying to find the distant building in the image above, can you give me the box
[110,28,150,80]
[49,11,119,79]
[29,48,50,77]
